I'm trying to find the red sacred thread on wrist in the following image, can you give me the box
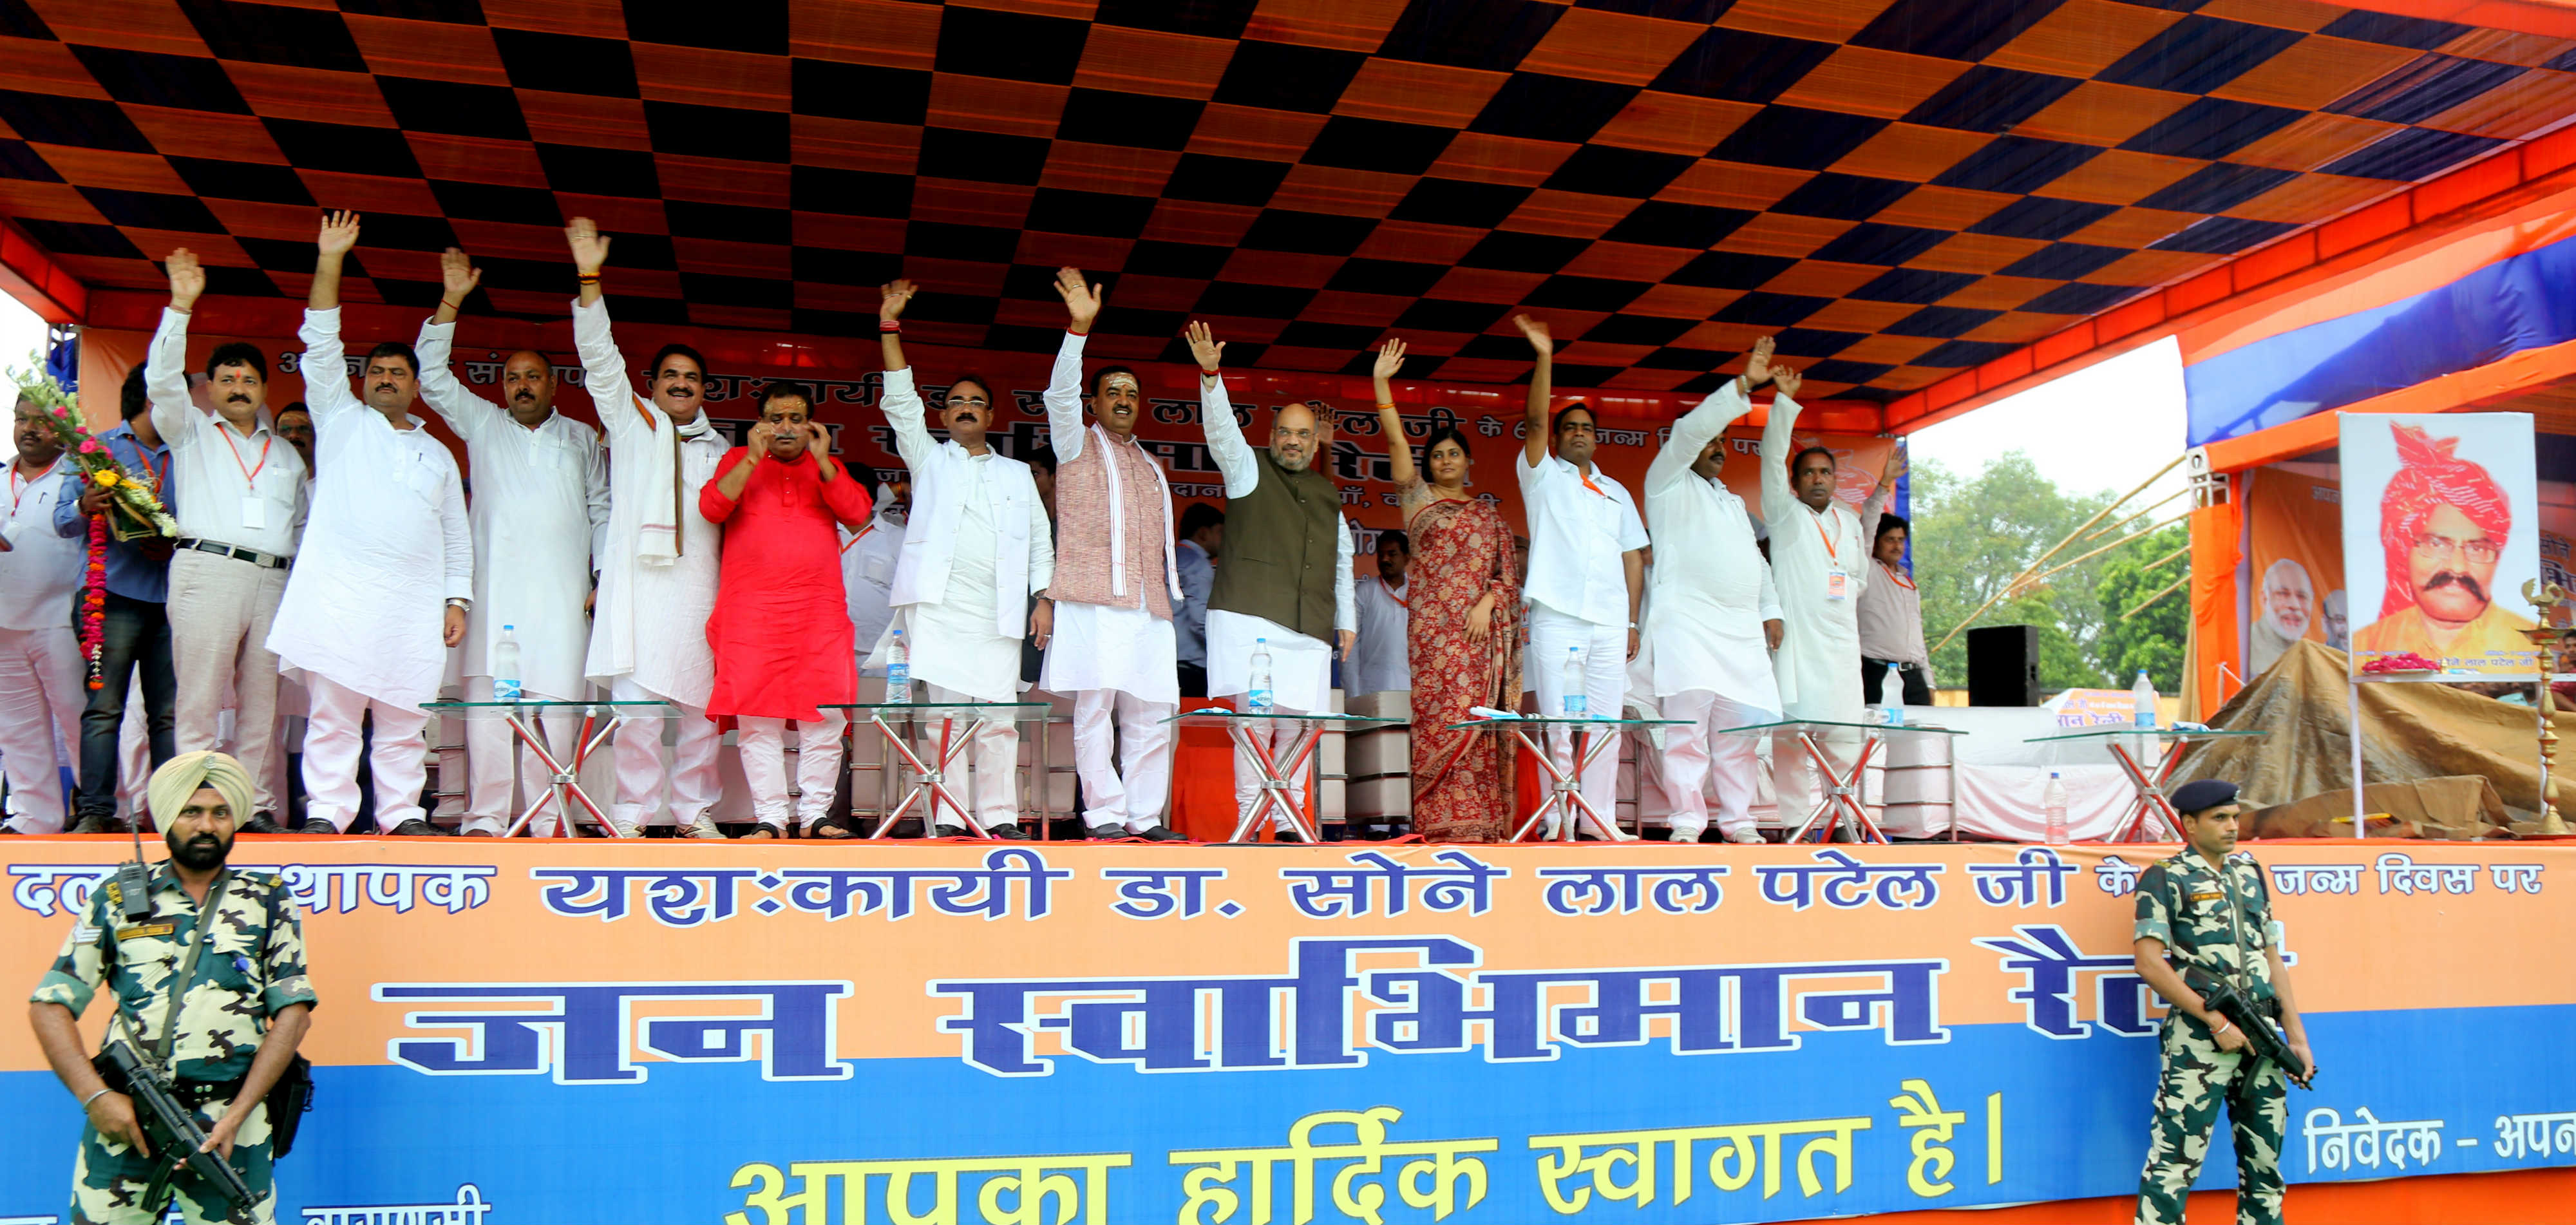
[439,299,460,312]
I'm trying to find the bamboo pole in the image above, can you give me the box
[2013,512,2193,591]
[2119,573,2191,622]
[1927,452,2190,657]
[2082,487,2190,542]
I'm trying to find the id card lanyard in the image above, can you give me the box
[222,426,272,531]
[1815,509,1849,601]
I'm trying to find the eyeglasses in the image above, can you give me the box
[948,394,991,408]
[2411,532,2499,565]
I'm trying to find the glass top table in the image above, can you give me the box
[1448,715,1689,842]
[1710,718,1969,844]
[1164,710,1404,842]
[823,700,1054,839]
[422,699,687,837]
[2024,725,2269,842]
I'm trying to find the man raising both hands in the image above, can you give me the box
[265,211,473,835]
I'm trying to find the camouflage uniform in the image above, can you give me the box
[30,867,316,1225]
[2132,848,2288,1225]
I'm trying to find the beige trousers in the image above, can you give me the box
[167,548,289,812]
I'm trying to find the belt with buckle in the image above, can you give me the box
[177,538,289,569]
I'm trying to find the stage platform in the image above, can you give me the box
[1,835,2566,1224]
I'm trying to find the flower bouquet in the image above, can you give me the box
[10,357,177,690]
[2360,652,2441,674]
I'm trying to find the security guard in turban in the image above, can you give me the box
[2130,777,2316,1225]
[27,752,316,1224]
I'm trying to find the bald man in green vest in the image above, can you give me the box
[1185,321,1356,842]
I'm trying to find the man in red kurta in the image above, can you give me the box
[699,381,873,838]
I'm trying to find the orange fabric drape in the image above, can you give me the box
[2188,500,2246,716]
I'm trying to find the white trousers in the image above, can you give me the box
[167,549,288,812]
[459,676,581,836]
[1072,688,1175,832]
[1231,701,1311,830]
[302,676,430,831]
[739,709,848,831]
[610,675,722,828]
[1528,607,1629,828]
[922,683,1019,831]
[0,626,83,833]
[1660,690,1773,840]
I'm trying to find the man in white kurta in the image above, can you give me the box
[147,251,310,826]
[567,219,728,837]
[1,401,82,832]
[868,280,1054,837]
[267,212,473,835]
[1759,366,1868,723]
[1514,316,1649,836]
[1645,351,1788,844]
[419,249,612,835]
[1189,322,1356,838]
[1040,267,1186,840]
[1350,527,1411,696]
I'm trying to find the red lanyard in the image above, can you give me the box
[1813,508,1842,564]
[220,423,271,486]
[1379,578,1408,610]
[840,522,874,553]
[1878,559,1915,590]
[9,459,59,513]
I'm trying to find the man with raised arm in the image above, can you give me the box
[417,248,612,836]
[1513,315,1648,837]
[148,250,309,831]
[1643,337,1790,845]
[1187,321,1356,841]
[1759,366,1869,724]
[864,279,1052,839]
[566,217,730,839]
[1039,268,1186,841]
[265,211,472,835]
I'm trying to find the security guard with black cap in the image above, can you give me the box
[27,751,316,1224]
[2130,777,2317,1225]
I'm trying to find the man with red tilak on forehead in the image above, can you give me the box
[2351,423,2536,670]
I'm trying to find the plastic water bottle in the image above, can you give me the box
[2043,771,2069,846]
[2132,670,2158,730]
[1561,647,1587,717]
[1879,662,1905,727]
[491,625,522,703]
[887,629,911,703]
[1248,638,1274,714]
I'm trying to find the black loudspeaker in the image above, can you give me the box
[1967,624,2041,707]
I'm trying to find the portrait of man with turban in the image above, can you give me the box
[2351,423,2536,670]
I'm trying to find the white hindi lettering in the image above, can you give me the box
[2492,1110,2576,1160]
[2303,1107,2446,1173]
[301,1184,493,1225]
[2372,853,2479,896]
[9,862,495,918]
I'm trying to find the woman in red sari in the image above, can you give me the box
[1369,340,1522,842]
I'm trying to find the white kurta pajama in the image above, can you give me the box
[1759,392,1873,821]
[1040,332,1183,833]
[1645,380,1786,840]
[1517,448,1650,831]
[573,298,728,831]
[1197,379,1358,827]
[863,365,1053,831]
[1350,571,1411,697]
[267,307,474,831]
[416,319,612,833]
[1,457,83,831]
[145,307,309,817]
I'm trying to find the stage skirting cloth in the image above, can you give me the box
[1,839,2568,1224]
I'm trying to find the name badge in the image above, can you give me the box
[1825,568,1849,601]
[2189,889,2223,904]
[240,495,267,531]
[115,922,174,941]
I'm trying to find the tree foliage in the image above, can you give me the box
[1912,452,2189,692]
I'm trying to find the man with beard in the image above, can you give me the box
[1191,323,1356,840]
[568,218,730,838]
[699,383,871,839]
[267,212,472,836]
[2246,558,2315,678]
[1041,268,1187,841]
[2353,423,2536,671]
[859,279,1051,839]
[2,394,83,832]
[149,251,310,832]
[28,750,316,1224]
[417,248,611,836]
[843,471,908,662]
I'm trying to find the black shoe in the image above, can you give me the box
[297,817,339,834]
[387,819,446,837]
[1085,824,1130,841]
[243,811,287,834]
[71,812,129,835]
[1133,824,1187,842]
[1272,828,1308,843]
[984,822,1031,840]
[932,824,969,839]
